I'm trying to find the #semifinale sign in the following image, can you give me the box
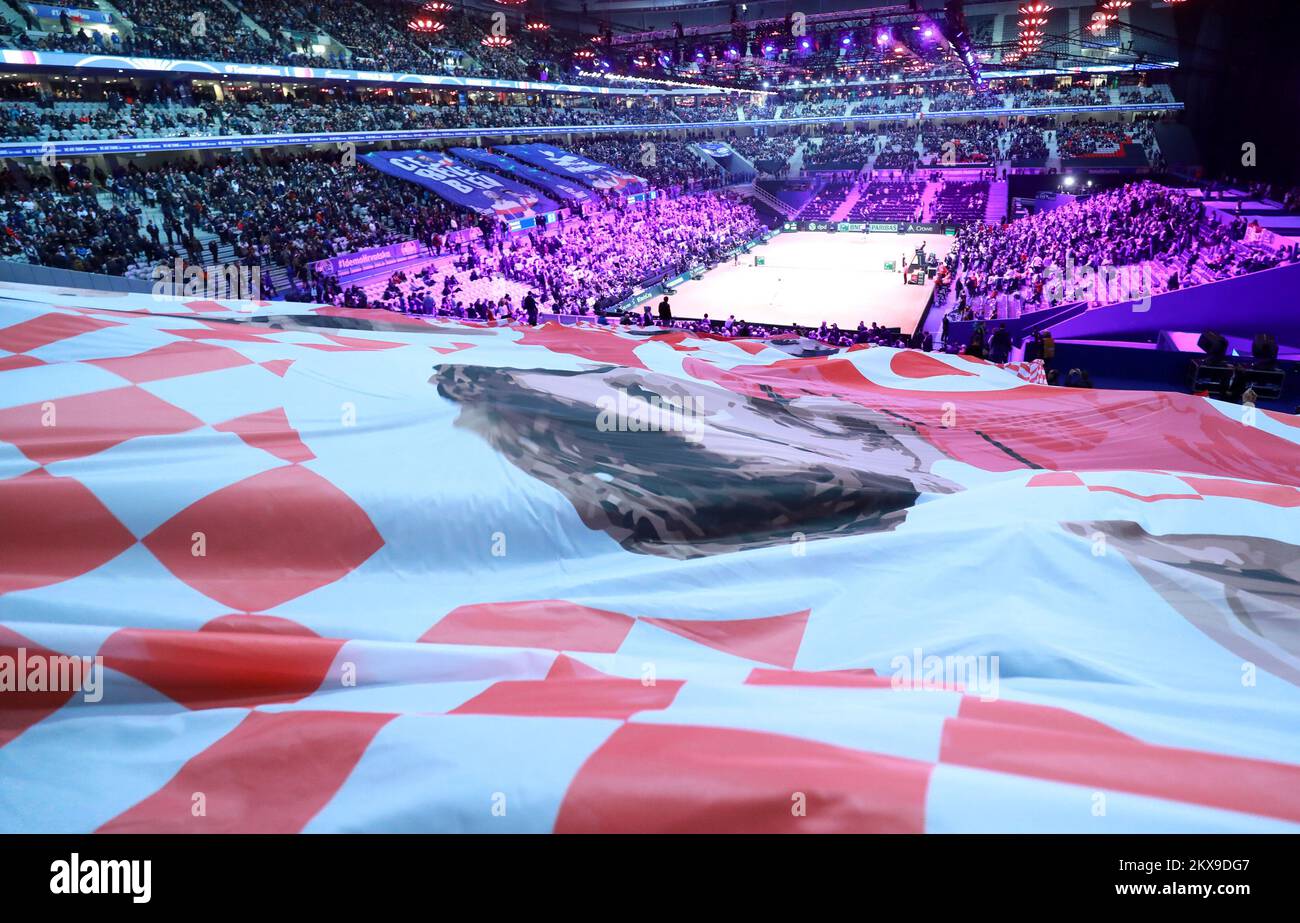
[362,150,558,220]
[498,143,646,193]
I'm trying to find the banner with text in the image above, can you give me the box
[449,147,593,206]
[310,240,424,281]
[362,150,557,221]
[784,220,956,235]
[26,4,112,23]
[309,228,483,280]
[498,143,646,193]
[696,141,733,158]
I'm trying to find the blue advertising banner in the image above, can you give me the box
[498,143,647,193]
[310,240,426,281]
[783,220,955,235]
[362,150,558,221]
[26,5,113,23]
[696,141,732,158]
[311,227,482,280]
[449,147,592,205]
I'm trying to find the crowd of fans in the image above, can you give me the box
[1011,86,1107,109]
[520,191,761,313]
[849,179,925,222]
[1,167,156,277]
[254,177,1300,364]
[781,97,851,119]
[363,191,764,317]
[627,313,926,352]
[873,130,920,170]
[0,0,593,84]
[111,0,287,66]
[0,151,487,283]
[806,133,878,169]
[673,98,741,123]
[1,4,1183,105]
[1057,117,1156,160]
[929,179,989,225]
[733,80,1177,124]
[765,80,1174,118]
[0,53,1184,158]
[729,134,799,172]
[741,99,780,121]
[573,138,720,190]
[10,95,1170,155]
[0,0,317,67]
[851,93,919,116]
[0,93,682,142]
[7,16,1290,385]
[941,181,1290,320]
[799,183,851,221]
[3,99,213,141]
[751,80,1177,127]
[918,121,1001,164]
[1118,85,1173,105]
[0,133,762,307]
[928,88,1003,112]
[1003,118,1052,163]
[693,114,1165,174]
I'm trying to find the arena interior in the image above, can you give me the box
[1,0,1299,855]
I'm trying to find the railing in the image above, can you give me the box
[0,259,156,293]
[747,183,797,219]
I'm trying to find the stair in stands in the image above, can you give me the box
[918,180,942,222]
[985,179,1009,224]
[828,186,863,223]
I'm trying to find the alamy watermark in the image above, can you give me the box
[151,259,261,301]
[596,389,705,443]
[0,648,104,703]
[50,853,151,903]
[1043,253,1155,313]
[890,647,1000,701]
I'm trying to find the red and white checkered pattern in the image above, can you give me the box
[2,288,1299,833]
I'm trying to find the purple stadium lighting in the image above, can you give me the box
[877,30,891,46]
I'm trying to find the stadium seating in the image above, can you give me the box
[943,181,1290,322]
[930,179,989,225]
[798,183,852,220]
[849,179,925,222]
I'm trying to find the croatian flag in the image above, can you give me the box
[1,290,1299,833]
